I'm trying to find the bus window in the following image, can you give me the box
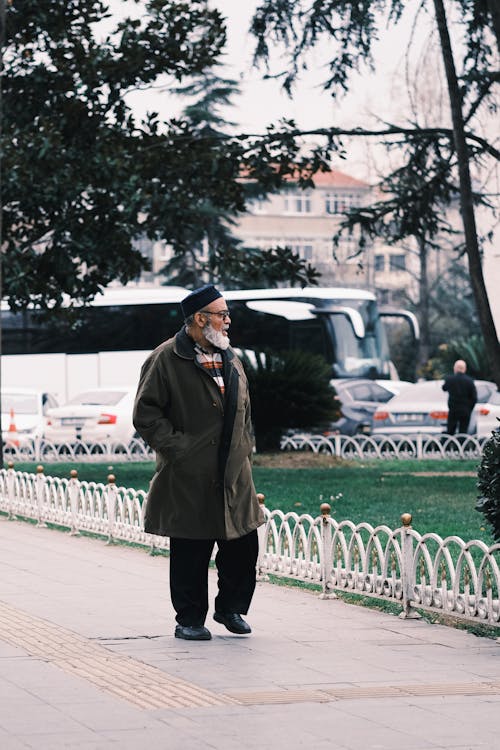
[290,320,333,361]
[1,304,184,354]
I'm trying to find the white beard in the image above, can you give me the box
[204,321,230,350]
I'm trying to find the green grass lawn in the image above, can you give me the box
[7,455,492,545]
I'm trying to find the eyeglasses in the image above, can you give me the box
[200,309,231,320]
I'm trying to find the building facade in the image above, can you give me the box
[138,166,419,297]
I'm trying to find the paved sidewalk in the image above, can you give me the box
[1,517,499,750]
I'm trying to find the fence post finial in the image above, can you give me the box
[68,469,80,536]
[399,511,421,620]
[319,501,337,600]
[35,465,47,527]
[256,493,270,581]
[106,473,117,545]
[6,460,17,520]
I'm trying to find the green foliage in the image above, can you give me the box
[424,335,491,381]
[3,0,227,309]
[385,323,417,382]
[4,2,323,310]
[476,428,500,542]
[241,350,338,452]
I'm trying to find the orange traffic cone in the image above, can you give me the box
[8,408,20,447]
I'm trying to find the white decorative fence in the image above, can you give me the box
[1,432,490,463]
[1,465,499,628]
[2,438,155,463]
[281,433,488,460]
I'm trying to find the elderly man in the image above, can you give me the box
[442,359,477,435]
[133,284,264,641]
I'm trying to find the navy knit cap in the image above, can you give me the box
[181,284,223,318]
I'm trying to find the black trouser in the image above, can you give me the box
[169,530,259,626]
[447,410,471,435]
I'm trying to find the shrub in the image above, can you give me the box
[240,349,339,452]
[476,428,500,542]
[424,335,491,381]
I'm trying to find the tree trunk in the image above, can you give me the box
[417,235,431,370]
[0,0,6,465]
[432,0,500,388]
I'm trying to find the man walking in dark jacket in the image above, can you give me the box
[442,359,477,435]
[133,284,264,641]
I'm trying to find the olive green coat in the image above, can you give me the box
[133,328,264,540]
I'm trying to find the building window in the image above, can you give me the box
[288,241,314,260]
[156,241,173,261]
[374,254,385,272]
[325,192,360,215]
[284,194,312,213]
[250,198,267,214]
[389,254,406,272]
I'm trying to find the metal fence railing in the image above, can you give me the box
[280,433,489,460]
[1,465,498,628]
[1,432,490,463]
[1,437,155,463]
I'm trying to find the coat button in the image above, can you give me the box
[210,439,216,445]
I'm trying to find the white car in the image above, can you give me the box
[372,379,498,435]
[2,388,59,445]
[45,387,137,445]
[476,389,500,438]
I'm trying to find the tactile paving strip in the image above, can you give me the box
[0,601,237,709]
[2,601,499,710]
[226,682,500,705]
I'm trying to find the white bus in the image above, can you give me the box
[1,286,418,401]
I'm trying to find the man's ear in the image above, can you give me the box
[193,311,206,329]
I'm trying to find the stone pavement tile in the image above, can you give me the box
[179,702,434,750]
[0,734,30,750]
[22,680,122,706]
[416,694,500,722]
[0,657,88,691]
[0,733,30,750]
[0,642,23,658]
[101,728,220,749]
[162,703,343,749]
[0,677,47,706]
[336,697,499,748]
[0,703,88,736]
[15,731,112,750]
[61,701,169,733]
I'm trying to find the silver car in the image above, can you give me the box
[372,379,498,435]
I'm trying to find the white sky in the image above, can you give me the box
[104,0,439,181]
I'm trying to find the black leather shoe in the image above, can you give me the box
[213,612,252,634]
[175,624,211,640]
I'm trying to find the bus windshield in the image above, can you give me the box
[323,298,390,378]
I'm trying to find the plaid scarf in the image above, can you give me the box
[194,344,225,394]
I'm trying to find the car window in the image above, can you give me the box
[476,383,496,403]
[369,383,395,403]
[487,390,500,405]
[2,394,39,414]
[68,390,127,406]
[349,384,373,401]
[42,393,59,413]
